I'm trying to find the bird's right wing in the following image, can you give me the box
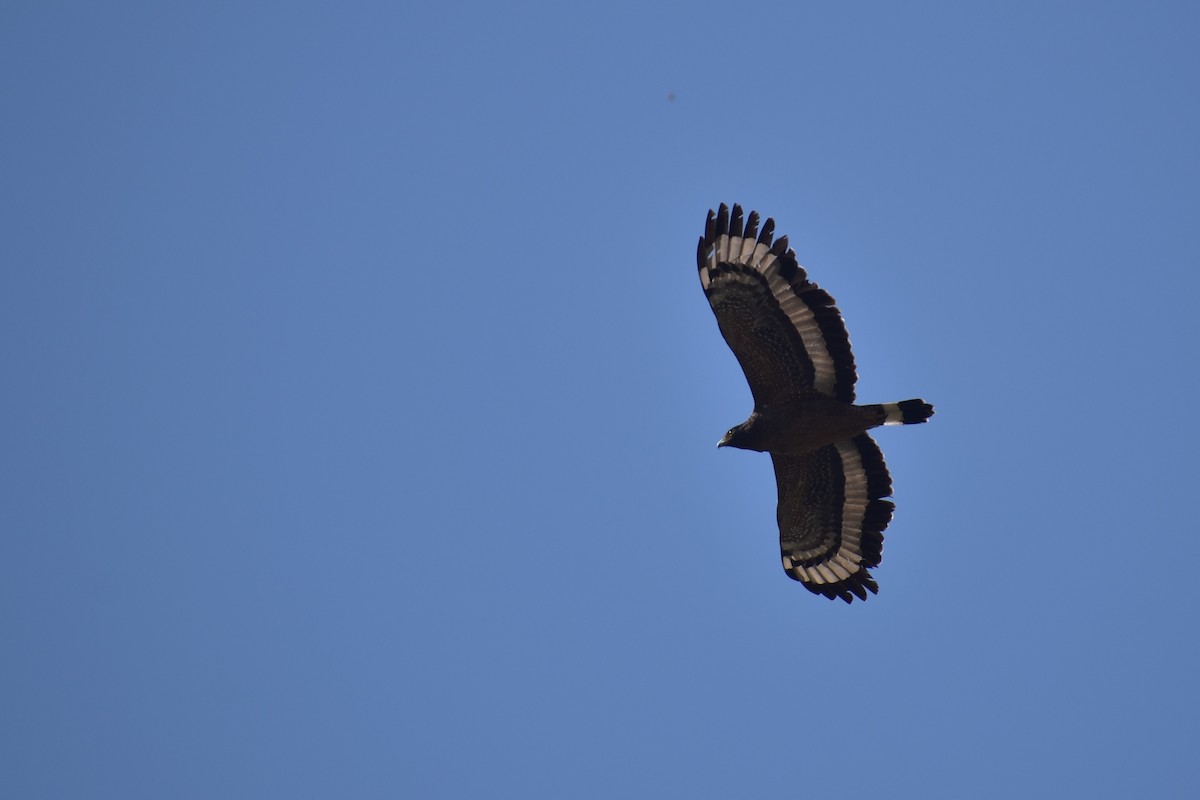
[771,434,895,603]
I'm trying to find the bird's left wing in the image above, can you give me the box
[697,203,858,406]
[771,434,895,602]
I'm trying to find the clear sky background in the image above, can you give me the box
[3,2,1199,797]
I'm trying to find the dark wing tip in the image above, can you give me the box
[758,217,775,247]
[800,569,880,603]
[729,204,745,237]
[715,203,730,237]
[705,204,769,249]
[744,210,760,242]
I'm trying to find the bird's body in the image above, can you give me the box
[698,203,933,603]
[720,396,906,454]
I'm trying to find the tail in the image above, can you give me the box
[873,398,934,426]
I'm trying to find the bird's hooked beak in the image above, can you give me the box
[717,432,731,448]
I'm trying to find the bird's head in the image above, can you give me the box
[717,415,764,451]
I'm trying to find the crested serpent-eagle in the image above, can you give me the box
[698,204,933,603]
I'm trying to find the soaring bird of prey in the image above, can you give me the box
[698,203,933,603]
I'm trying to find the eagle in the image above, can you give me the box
[698,203,933,603]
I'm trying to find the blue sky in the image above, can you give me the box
[3,2,1199,797]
